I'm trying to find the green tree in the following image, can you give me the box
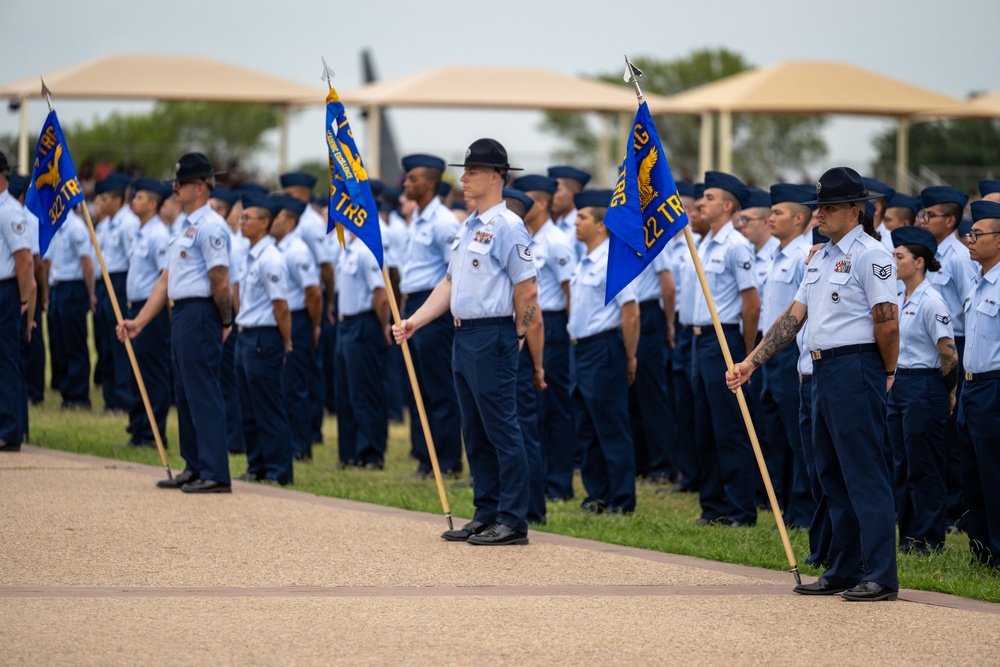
[872,112,1000,192]
[540,49,827,184]
[64,102,281,179]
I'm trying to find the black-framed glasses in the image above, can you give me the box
[918,211,948,222]
[963,230,1000,242]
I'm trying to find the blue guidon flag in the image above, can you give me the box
[25,110,85,257]
[325,86,383,269]
[603,101,689,304]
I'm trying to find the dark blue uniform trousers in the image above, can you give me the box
[237,326,292,484]
[221,325,244,453]
[171,298,229,483]
[812,348,898,590]
[284,310,314,460]
[47,307,64,393]
[671,321,700,490]
[320,295,337,419]
[761,344,815,529]
[50,281,91,407]
[571,330,636,514]
[943,337,967,525]
[18,309,30,442]
[404,291,462,474]
[887,372,948,552]
[630,301,675,480]
[691,326,756,525]
[126,301,170,446]
[334,313,387,466]
[538,310,574,500]
[958,377,1000,564]
[516,342,546,523]
[453,322,528,533]
[798,376,832,567]
[101,272,134,411]
[0,279,24,446]
[24,289,45,403]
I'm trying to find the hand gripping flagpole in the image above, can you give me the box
[41,80,173,481]
[623,57,800,584]
[322,60,453,531]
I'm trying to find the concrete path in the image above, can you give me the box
[1,446,997,666]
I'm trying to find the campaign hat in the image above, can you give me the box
[0,151,16,173]
[169,152,225,183]
[448,139,521,171]
[802,167,881,206]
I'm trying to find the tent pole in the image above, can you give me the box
[718,109,733,173]
[367,104,382,179]
[896,118,910,195]
[699,112,714,175]
[278,105,289,174]
[597,112,612,187]
[18,97,29,176]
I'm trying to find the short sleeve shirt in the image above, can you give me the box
[401,197,460,294]
[126,217,171,301]
[962,263,1000,374]
[448,202,535,320]
[278,233,319,312]
[336,237,384,316]
[929,234,978,337]
[48,211,92,282]
[531,220,576,311]
[567,239,638,339]
[167,203,230,300]
[0,190,30,280]
[760,237,808,332]
[234,236,288,327]
[898,280,954,369]
[692,222,756,326]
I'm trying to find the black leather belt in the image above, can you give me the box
[895,368,941,377]
[798,373,812,384]
[570,329,618,346]
[340,310,374,322]
[810,343,878,361]
[965,370,1000,382]
[404,289,433,300]
[453,316,510,328]
[693,323,739,336]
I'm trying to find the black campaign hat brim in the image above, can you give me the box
[166,169,227,184]
[447,161,523,171]
[802,191,883,206]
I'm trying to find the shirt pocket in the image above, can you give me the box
[976,299,1000,339]
[414,229,433,246]
[468,241,490,255]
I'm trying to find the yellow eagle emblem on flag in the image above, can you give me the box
[638,145,658,210]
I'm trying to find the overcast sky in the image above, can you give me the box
[3,0,997,182]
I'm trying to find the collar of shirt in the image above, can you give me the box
[247,234,275,260]
[182,203,215,228]
[903,279,932,307]
[583,238,610,266]
[830,224,865,256]
[981,262,1000,286]
[706,220,738,246]
[413,196,444,224]
[534,218,556,238]
[557,208,578,227]
[277,233,296,251]
[466,201,508,229]
[756,236,779,261]
[0,190,10,206]
[937,232,962,259]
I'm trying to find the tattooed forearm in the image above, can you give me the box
[521,304,536,330]
[871,301,898,324]
[940,341,958,377]
[751,307,804,369]
[209,266,232,324]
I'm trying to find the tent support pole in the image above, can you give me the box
[278,105,289,174]
[896,117,910,194]
[699,112,714,175]
[718,109,733,173]
[597,112,612,187]
[18,97,29,175]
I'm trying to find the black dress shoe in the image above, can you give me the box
[695,516,730,526]
[0,440,21,452]
[236,471,262,482]
[156,469,198,489]
[467,523,529,546]
[842,581,898,602]
[441,520,488,542]
[580,500,607,514]
[793,577,851,596]
[181,479,232,494]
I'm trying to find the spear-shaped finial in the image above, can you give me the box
[320,57,335,89]
[623,54,644,102]
[41,78,53,111]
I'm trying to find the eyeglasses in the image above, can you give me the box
[963,230,1000,242]
[736,215,768,226]
[918,211,948,222]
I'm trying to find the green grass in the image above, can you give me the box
[24,374,1000,604]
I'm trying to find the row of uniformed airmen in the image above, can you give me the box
[6,144,1000,575]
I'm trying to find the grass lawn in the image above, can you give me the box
[23,367,999,604]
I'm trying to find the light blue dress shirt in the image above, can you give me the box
[449,202,535,320]
[235,236,288,327]
[692,221,756,326]
[898,280,954,369]
[632,248,672,303]
[928,233,978,337]
[794,224,897,350]
[567,239,637,339]
[0,190,30,280]
[760,236,808,333]
[48,211,92,282]
[126,216,170,302]
[296,205,334,266]
[672,232,702,324]
[101,206,140,273]
[962,262,1000,374]
[166,203,230,300]
[531,219,576,311]
[753,236,780,293]
[400,197,460,294]
[277,233,319,312]
[336,236,384,316]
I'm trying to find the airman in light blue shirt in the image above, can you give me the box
[400,196,459,295]
[235,235,289,328]
[167,203,230,300]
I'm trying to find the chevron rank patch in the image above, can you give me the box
[516,244,532,261]
[936,314,951,325]
[872,263,892,280]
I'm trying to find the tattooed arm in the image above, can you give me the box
[726,300,808,392]
[937,336,959,416]
[872,300,900,392]
[513,275,539,344]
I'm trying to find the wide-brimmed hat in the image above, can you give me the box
[168,152,225,183]
[803,167,882,206]
[449,138,522,171]
[0,151,15,173]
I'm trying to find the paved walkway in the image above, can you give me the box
[2,446,997,666]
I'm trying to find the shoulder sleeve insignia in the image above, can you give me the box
[516,244,532,261]
[209,235,225,250]
[739,260,752,270]
[935,313,951,325]
[872,263,892,280]
[558,257,568,266]
[12,221,26,235]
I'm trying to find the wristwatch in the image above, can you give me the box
[885,369,896,377]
